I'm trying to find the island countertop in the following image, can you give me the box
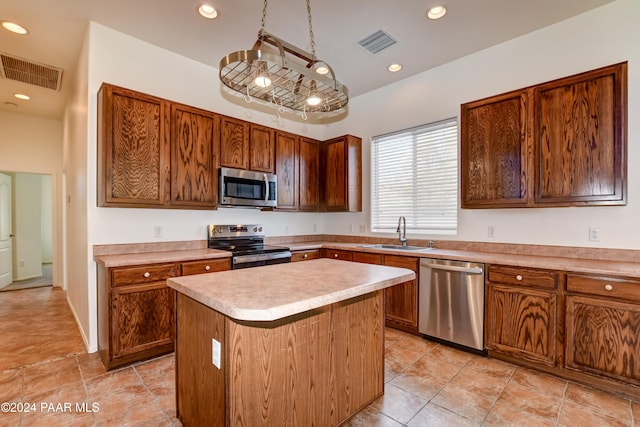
[167,258,415,322]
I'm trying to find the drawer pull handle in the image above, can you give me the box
[516,274,523,281]
[334,254,339,258]
[604,284,613,291]
[143,272,150,278]
[304,253,308,258]
[205,265,211,271]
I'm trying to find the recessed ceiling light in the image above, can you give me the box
[14,93,31,100]
[427,5,447,20]
[387,63,403,73]
[198,4,218,19]
[2,21,28,35]
[315,66,329,75]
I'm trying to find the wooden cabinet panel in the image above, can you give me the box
[567,273,640,303]
[488,265,557,290]
[352,252,383,265]
[535,63,627,205]
[111,282,175,359]
[170,104,218,208]
[461,90,530,208]
[290,249,320,262]
[566,295,640,385]
[322,135,362,212]
[323,249,353,261]
[299,137,320,211]
[112,263,178,286]
[248,124,275,173]
[383,255,418,330]
[219,115,249,170]
[486,283,557,366]
[181,258,230,275]
[98,84,170,207]
[275,131,299,210]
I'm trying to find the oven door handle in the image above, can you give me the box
[233,251,292,265]
[263,174,269,203]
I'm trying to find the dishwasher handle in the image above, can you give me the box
[421,262,483,274]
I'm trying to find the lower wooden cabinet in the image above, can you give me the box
[565,273,640,386]
[98,257,230,370]
[485,265,559,366]
[383,256,419,333]
[98,262,179,370]
[322,249,353,261]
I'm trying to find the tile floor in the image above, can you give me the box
[0,287,638,426]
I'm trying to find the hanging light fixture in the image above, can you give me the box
[219,0,349,118]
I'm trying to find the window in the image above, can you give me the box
[371,117,458,235]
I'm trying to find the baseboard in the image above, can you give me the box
[65,293,97,353]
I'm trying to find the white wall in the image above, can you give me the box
[0,111,63,285]
[41,174,53,263]
[324,0,640,250]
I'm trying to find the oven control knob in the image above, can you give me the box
[217,228,223,233]
[258,227,263,232]
[253,227,258,232]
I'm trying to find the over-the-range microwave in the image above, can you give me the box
[219,167,277,208]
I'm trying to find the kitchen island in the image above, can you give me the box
[167,258,415,427]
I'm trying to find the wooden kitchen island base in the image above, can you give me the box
[176,290,385,426]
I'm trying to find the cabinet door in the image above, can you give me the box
[275,131,299,210]
[98,84,170,207]
[299,138,320,211]
[323,135,362,212]
[565,295,640,385]
[248,124,275,173]
[461,90,530,208]
[219,115,249,169]
[383,255,418,330]
[486,283,556,366]
[535,62,627,206]
[111,282,175,359]
[170,104,218,208]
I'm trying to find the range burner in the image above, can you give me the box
[207,224,291,269]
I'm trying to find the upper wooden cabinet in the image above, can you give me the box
[248,124,275,173]
[299,137,321,211]
[98,84,170,207]
[461,62,627,208]
[170,104,218,208]
[219,116,275,173]
[274,130,299,210]
[98,84,219,209]
[219,115,249,170]
[322,135,362,212]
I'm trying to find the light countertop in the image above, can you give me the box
[94,248,231,267]
[167,258,415,321]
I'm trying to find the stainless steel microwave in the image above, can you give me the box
[219,167,277,208]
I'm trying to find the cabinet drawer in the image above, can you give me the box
[324,249,353,261]
[291,249,320,262]
[112,263,178,286]
[352,252,383,265]
[567,274,640,303]
[488,265,557,289]
[181,258,230,276]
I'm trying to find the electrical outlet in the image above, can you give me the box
[349,224,354,233]
[359,224,366,233]
[488,225,495,238]
[212,338,221,369]
[154,226,163,238]
[589,227,600,242]
[313,224,317,233]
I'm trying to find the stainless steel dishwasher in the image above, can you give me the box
[418,258,485,351]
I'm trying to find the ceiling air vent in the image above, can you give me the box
[357,29,398,55]
[0,52,63,91]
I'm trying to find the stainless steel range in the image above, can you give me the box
[207,224,291,269]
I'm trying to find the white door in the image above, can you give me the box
[0,173,13,289]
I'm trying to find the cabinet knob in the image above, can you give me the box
[205,265,211,271]
[143,272,150,278]
[604,284,613,291]
[516,274,523,281]
[334,254,339,258]
[304,253,308,258]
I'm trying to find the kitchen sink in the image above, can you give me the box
[358,244,434,251]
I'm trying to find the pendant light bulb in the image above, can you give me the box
[254,75,272,88]
[306,80,322,106]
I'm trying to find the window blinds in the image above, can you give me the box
[371,117,458,234]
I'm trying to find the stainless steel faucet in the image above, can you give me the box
[396,216,407,246]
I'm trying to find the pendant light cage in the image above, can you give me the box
[219,0,348,116]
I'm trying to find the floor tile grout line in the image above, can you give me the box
[132,363,175,424]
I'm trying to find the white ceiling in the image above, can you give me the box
[0,0,615,120]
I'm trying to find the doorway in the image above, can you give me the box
[0,171,54,291]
